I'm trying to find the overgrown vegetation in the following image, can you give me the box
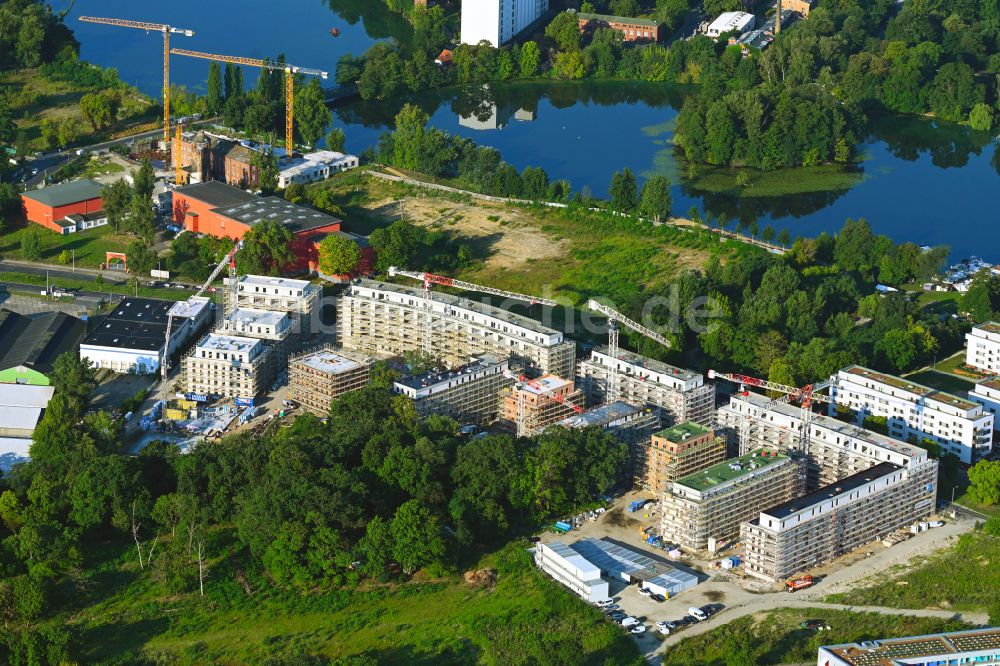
[661,608,972,666]
[825,532,1000,621]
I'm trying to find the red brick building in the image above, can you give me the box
[576,11,664,43]
[172,181,373,276]
[21,179,104,234]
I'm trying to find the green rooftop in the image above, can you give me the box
[656,421,711,443]
[677,449,788,493]
[22,178,103,208]
[574,11,662,28]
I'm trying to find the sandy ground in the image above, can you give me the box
[366,195,569,270]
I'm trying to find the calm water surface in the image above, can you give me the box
[55,1,1000,259]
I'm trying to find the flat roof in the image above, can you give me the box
[842,365,977,410]
[761,462,901,520]
[175,181,257,208]
[167,296,211,320]
[0,384,54,408]
[227,308,288,327]
[294,348,369,375]
[708,10,754,31]
[518,374,572,396]
[22,178,102,207]
[974,321,1000,334]
[396,354,504,390]
[569,538,696,588]
[575,10,661,27]
[545,541,602,580]
[656,421,711,443]
[108,297,174,325]
[593,346,699,381]
[198,334,261,352]
[82,297,183,351]
[557,401,641,429]
[213,197,341,235]
[356,279,560,337]
[677,448,788,493]
[239,274,312,290]
[825,627,1000,665]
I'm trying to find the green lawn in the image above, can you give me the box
[50,537,642,665]
[903,369,975,394]
[0,222,134,268]
[824,532,1000,613]
[661,608,971,666]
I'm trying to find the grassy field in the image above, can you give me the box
[660,608,972,666]
[0,69,156,150]
[0,221,133,267]
[684,163,864,197]
[49,537,642,665]
[904,369,976,394]
[824,532,1000,613]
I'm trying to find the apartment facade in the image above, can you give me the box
[461,0,549,46]
[233,275,322,341]
[830,365,993,463]
[576,348,714,426]
[742,460,937,582]
[965,321,1000,374]
[182,334,273,400]
[970,378,1000,432]
[500,374,585,435]
[394,355,514,426]
[660,449,803,552]
[288,347,372,415]
[338,279,575,377]
[642,421,728,494]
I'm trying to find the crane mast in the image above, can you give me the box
[587,299,672,404]
[78,17,194,144]
[170,48,328,158]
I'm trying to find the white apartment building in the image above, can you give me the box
[182,334,274,400]
[818,627,1000,666]
[278,150,358,189]
[338,279,575,377]
[576,347,715,426]
[965,321,1000,374]
[231,274,322,339]
[461,0,549,47]
[970,378,1000,432]
[830,365,993,464]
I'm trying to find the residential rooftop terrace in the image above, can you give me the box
[676,448,788,493]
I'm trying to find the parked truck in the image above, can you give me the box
[628,499,650,512]
[786,575,814,592]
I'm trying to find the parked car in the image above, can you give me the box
[629,625,646,634]
[595,599,614,608]
[679,616,696,626]
[651,593,666,603]
[688,607,708,622]
[619,617,639,629]
[654,621,674,631]
[638,587,652,597]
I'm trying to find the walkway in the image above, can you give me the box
[368,168,788,255]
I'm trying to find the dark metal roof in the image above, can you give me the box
[0,310,86,376]
[21,179,103,208]
[81,297,179,352]
[175,181,258,208]
[761,462,902,520]
[212,196,342,234]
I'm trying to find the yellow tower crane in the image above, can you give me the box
[170,48,328,159]
[78,16,195,144]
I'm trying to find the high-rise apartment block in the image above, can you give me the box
[641,422,728,494]
[965,321,1000,374]
[288,347,372,415]
[182,334,273,401]
[461,0,549,47]
[394,355,514,426]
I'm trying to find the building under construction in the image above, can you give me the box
[557,402,660,482]
[641,422,728,494]
[659,449,803,553]
[393,355,514,426]
[288,346,372,416]
[576,347,715,426]
[337,279,575,377]
[181,333,274,401]
[499,375,586,435]
[716,392,938,579]
[231,275,321,342]
[741,461,936,582]
[223,308,294,369]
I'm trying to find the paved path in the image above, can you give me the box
[647,517,983,661]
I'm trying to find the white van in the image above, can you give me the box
[620,617,639,628]
[689,607,708,621]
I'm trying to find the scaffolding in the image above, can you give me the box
[394,355,514,427]
[338,279,576,377]
[181,333,274,401]
[222,307,295,369]
[659,450,804,552]
[288,346,372,415]
[641,423,728,494]
[499,375,586,436]
[232,275,321,344]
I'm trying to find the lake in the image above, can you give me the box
[56,1,1000,259]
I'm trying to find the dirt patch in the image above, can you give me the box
[703,590,726,602]
[463,568,497,590]
[365,196,568,270]
[603,506,639,529]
